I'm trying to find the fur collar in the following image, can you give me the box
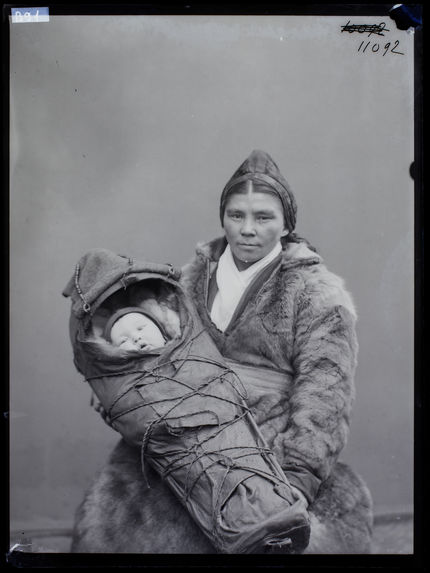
[195,236,322,271]
[188,236,357,321]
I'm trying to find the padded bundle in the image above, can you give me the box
[63,249,310,554]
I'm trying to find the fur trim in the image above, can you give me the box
[71,441,373,554]
[298,264,357,321]
[83,336,143,360]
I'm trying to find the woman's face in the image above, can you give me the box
[223,184,288,270]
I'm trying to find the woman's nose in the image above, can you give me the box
[240,218,256,235]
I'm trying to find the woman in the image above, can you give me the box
[71,150,373,554]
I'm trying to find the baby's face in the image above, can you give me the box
[110,312,166,351]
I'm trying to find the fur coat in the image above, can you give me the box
[181,236,358,504]
[71,237,373,554]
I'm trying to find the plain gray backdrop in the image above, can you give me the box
[10,15,414,533]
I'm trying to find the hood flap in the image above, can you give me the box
[63,248,181,319]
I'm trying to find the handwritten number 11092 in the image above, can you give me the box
[358,39,404,55]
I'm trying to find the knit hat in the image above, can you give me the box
[103,306,168,343]
[219,150,297,232]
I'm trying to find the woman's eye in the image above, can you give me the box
[228,212,242,220]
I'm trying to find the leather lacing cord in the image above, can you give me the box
[85,331,291,550]
[74,264,91,314]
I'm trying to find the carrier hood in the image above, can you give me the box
[62,248,182,322]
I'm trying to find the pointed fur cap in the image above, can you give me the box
[219,150,297,231]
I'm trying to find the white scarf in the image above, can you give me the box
[210,242,282,332]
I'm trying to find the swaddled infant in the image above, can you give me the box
[88,279,309,516]
[67,250,310,553]
[105,308,167,352]
[89,280,181,356]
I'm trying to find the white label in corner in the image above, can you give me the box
[11,7,49,23]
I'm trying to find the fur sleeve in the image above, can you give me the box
[274,267,358,503]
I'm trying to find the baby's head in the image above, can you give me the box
[104,307,167,352]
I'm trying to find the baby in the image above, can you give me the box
[87,278,182,358]
[104,307,168,352]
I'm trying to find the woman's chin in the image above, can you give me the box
[234,246,261,262]
[233,253,262,270]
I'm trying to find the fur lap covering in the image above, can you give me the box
[71,237,373,554]
[72,440,372,554]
